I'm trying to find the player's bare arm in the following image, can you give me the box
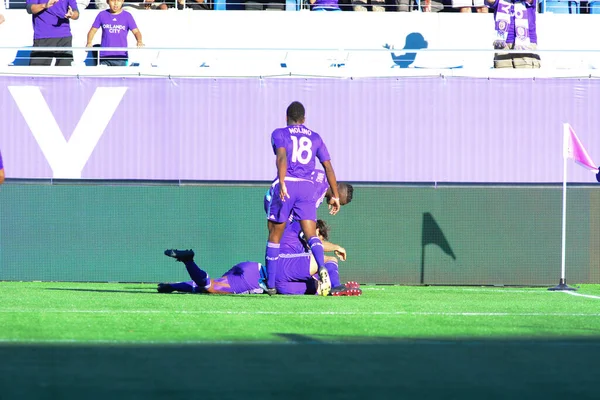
[321,160,340,214]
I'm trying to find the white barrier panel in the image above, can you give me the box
[0,11,599,71]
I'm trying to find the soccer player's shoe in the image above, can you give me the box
[157,283,175,293]
[318,267,331,296]
[330,282,362,297]
[258,280,277,296]
[164,249,195,262]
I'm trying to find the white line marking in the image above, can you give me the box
[0,309,600,317]
[562,291,600,300]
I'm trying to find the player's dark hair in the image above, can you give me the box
[316,219,330,241]
[338,183,354,205]
[286,101,305,124]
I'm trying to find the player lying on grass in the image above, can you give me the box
[264,176,353,296]
[158,220,361,296]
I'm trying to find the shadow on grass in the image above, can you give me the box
[0,337,598,399]
[44,287,274,299]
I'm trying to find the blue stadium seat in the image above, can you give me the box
[589,0,600,13]
[285,0,299,10]
[543,0,579,13]
[9,49,31,66]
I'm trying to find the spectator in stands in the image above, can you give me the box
[486,0,540,68]
[453,0,488,12]
[95,0,109,9]
[26,0,79,66]
[86,0,143,66]
[0,150,4,185]
[0,0,5,25]
[310,0,341,10]
[177,0,212,9]
[352,0,385,10]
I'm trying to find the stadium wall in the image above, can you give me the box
[2,75,600,183]
[1,182,598,285]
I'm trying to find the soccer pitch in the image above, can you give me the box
[1,282,599,399]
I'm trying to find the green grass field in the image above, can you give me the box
[1,282,599,399]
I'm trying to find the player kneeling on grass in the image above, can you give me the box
[158,220,361,296]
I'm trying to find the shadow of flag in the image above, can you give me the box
[422,212,456,260]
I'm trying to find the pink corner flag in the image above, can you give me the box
[564,123,598,172]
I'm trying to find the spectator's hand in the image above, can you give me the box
[279,183,289,201]
[86,42,93,48]
[0,14,5,24]
[493,40,507,50]
[65,6,75,18]
[45,0,59,8]
[136,41,144,48]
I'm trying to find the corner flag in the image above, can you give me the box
[564,123,598,172]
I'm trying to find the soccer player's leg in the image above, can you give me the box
[164,249,212,292]
[157,281,197,293]
[299,219,330,296]
[265,182,295,295]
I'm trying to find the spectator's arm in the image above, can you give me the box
[131,28,143,47]
[86,27,98,47]
[28,0,59,14]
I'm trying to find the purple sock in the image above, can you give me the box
[183,260,210,289]
[265,242,280,289]
[170,281,197,293]
[308,236,325,269]
[325,261,341,288]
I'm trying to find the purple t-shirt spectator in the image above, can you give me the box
[27,0,78,40]
[92,10,138,58]
[271,124,331,180]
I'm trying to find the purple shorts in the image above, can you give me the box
[266,180,317,223]
[275,253,317,295]
[215,261,263,294]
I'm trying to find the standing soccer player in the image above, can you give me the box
[264,101,341,296]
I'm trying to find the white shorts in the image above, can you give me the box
[452,0,484,7]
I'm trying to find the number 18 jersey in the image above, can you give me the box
[271,124,331,180]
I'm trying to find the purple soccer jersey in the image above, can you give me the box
[271,124,331,180]
[27,0,78,39]
[92,10,138,58]
[0,150,3,169]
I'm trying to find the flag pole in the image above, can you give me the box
[549,123,577,291]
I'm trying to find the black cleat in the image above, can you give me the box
[264,288,277,296]
[157,283,175,293]
[164,249,195,262]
